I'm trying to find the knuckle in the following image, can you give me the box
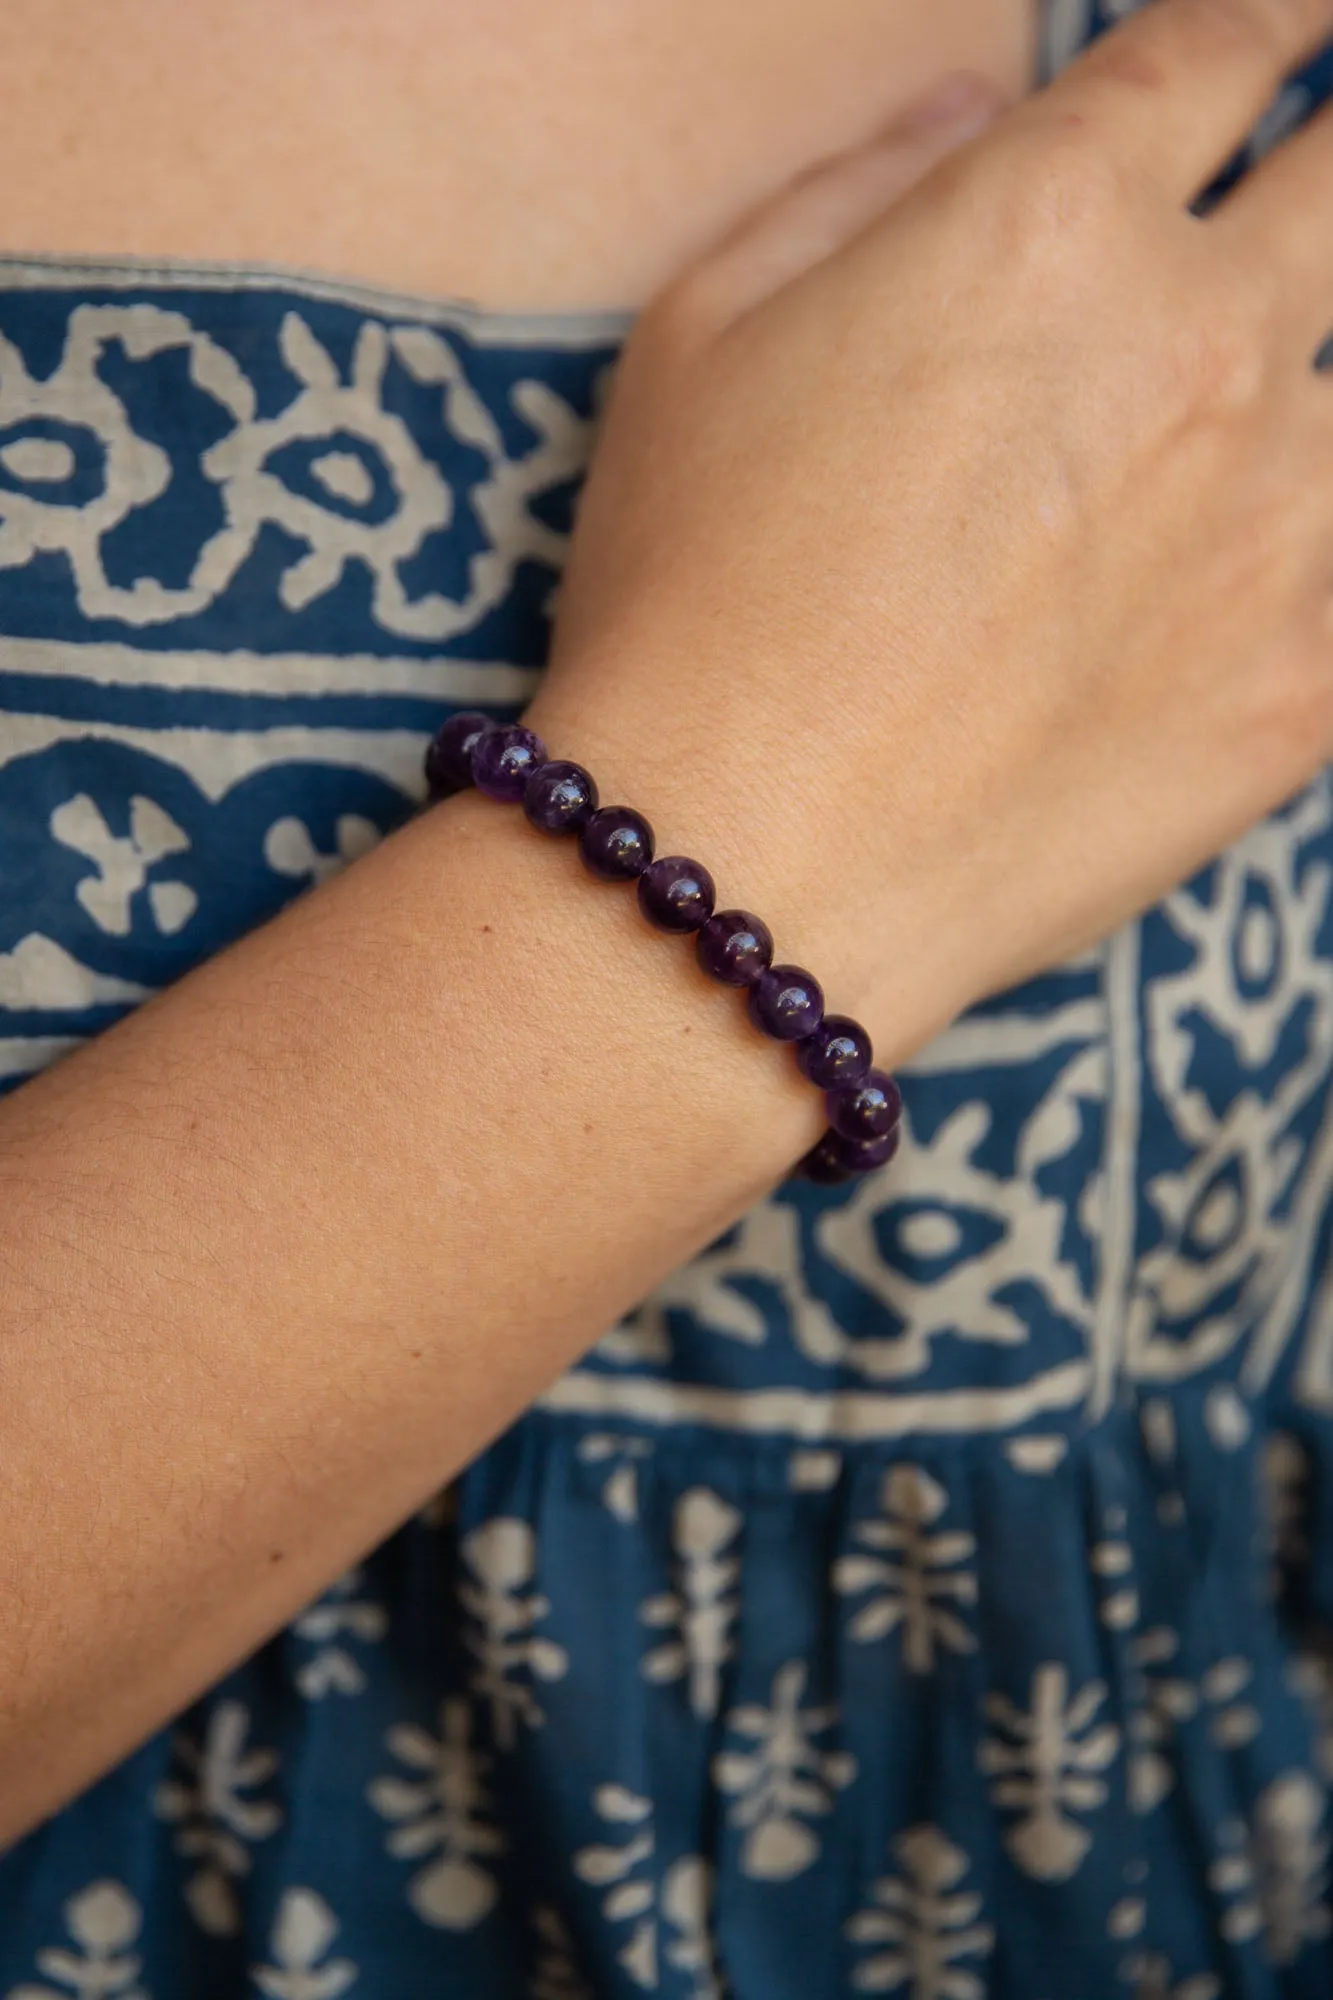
[1184,0,1293,67]
[1078,0,1322,111]
[1232,0,1320,53]
[1135,0,1329,77]
[981,126,1127,271]
[1164,293,1268,414]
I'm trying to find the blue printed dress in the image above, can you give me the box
[5,8,1333,1995]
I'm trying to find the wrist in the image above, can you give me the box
[523,651,969,1077]
[408,787,826,1207]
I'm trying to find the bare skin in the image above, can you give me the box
[4,0,1333,1849]
[0,0,1032,306]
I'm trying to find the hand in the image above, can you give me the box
[530,0,1333,1064]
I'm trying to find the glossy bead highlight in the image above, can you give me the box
[471,724,547,802]
[799,1131,855,1185]
[748,964,824,1042]
[835,1125,902,1173]
[695,909,773,987]
[579,805,655,880]
[637,855,716,933]
[827,1069,903,1144]
[796,1014,872,1091]
[425,709,493,798]
[524,759,598,834]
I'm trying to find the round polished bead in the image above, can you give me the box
[796,1014,873,1091]
[835,1125,902,1174]
[695,909,774,987]
[827,1069,903,1144]
[637,855,716,933]
[523,759,598,834]
[579,805,655,880]
[471,723,546,801]
[748,964,824,1042]
[425,709,493,798]
[799,1130,856,1185]
[801,1125,901,1182]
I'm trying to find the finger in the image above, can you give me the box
[1215,96,1333,348]
[1036,0,1333,203]
[673,72,1004,334]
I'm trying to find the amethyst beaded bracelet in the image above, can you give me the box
[425,713,901,1182]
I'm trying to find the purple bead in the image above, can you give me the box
[637,856,716,933]
[471,724,547,802]
[524,759,598,834]
[801,1123,901,1182]
[827,1069,903,1144]
[796,1014,873,1091]
[579,805,655,880]
[748,964,824,1042]
[799,1131,855,1185]
[835,1125,902,1174]
[695,909,774,987]
[425,709,493,798]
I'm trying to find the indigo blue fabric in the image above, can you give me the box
[5,11,1333,1995]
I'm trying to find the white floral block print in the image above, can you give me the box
[251,1890,358,2000]
[1118,1953,1221,2000]
[291,1567,389,1700]
[4,1879,148,2000]
[368,1697,505,1930]
[153,1701,282,1935]
[572,1787,721,1996]
[1210,1770,1332,1965]
[460,1519,569,1750]
[1127,1629,1197,1815]
[713,1662,857,1881]
[833,1467,977,1674]
[51,792,195,938]
[573,1786,657,1989]
[640,1489,741,1721]
[978,1665,1119,1881]
[846,1826,993,2000]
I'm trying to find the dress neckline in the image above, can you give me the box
[0,249,635,349]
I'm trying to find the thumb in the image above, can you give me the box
[670,73,1005,337]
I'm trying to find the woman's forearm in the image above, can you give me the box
[0,776,832,1842]
[0,64,1003,1847]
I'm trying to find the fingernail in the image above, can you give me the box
[899,71,1001,135]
